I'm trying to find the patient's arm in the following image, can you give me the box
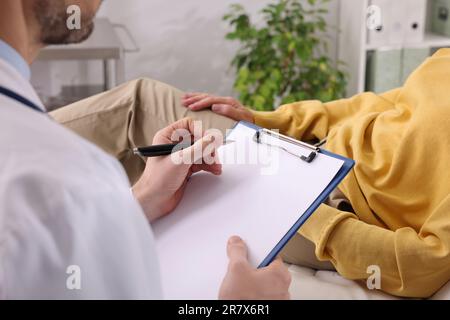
[183,89,403,142]
[182,93,254,123]
[300,199,450,298]
[250,88,402,142]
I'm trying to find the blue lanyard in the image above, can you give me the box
[0,85,45,113]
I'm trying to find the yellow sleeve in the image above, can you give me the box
[251,88,402,141]
[300,198,450,298]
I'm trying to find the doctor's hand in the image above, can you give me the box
[219,237,291,300]
[132,118,222,223]
[182,93,255,123]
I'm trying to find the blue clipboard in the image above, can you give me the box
[229,122,355,268]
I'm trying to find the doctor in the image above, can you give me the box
[0,0,291,299]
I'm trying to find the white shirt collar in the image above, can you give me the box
[0,39,31,81]
[0,58,45,112]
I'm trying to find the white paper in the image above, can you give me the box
[153,124,344,300]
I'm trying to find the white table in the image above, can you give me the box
[37,18,125,91]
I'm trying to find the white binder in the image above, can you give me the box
[403,0,427,44]
[367,0,426,46]
[388,0,407,45]
[367,0,390,46]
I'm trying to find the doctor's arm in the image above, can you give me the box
[131,117,223,222]
[1,170,162,299]
[131,118,292,300]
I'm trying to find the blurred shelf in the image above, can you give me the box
[35,18,125,91]
[338,0,450,96]
[366,33,450,50]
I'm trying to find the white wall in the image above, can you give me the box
[99,0,274,95]
[32,0,340,99]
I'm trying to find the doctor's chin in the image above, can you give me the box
[1,0,449,308]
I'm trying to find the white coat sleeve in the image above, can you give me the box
[0,169,163,300]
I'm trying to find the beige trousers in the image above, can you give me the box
[50,78,335,271]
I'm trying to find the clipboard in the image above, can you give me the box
[153,121,355,299]
[238,121,355,268]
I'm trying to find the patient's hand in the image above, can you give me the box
[132,118,222,223]
[219,236,291,300]
[182,93,254,123]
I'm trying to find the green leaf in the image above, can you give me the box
[224,0,347,110]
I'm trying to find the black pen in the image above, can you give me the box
[133,139,233,158]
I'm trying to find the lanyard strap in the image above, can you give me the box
[0,85,44,114]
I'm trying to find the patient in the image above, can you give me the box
[51,49,450,299]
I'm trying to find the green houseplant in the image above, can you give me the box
[224,0,347,111]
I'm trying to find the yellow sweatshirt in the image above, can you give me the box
[252,49,450,298]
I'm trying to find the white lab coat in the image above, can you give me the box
[0,58,163,299]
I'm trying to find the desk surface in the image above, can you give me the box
[37,18,123,61]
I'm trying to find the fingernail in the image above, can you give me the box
[204,135,215,143]
[212,105,220,111]
[229,236,242,244]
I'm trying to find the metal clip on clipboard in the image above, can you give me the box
[253,128,320,163]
